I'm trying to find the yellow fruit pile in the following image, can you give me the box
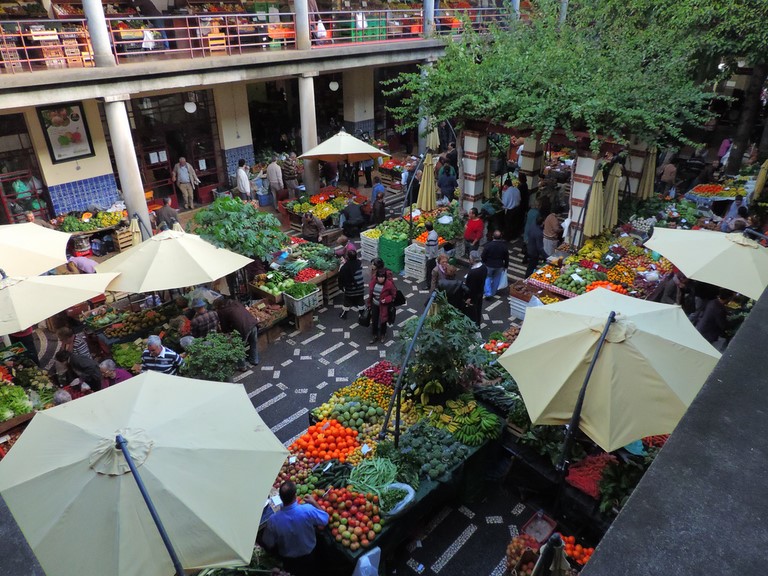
[335,378,392,409]
[607,264,634,285]
[538,292,561,305]
[529,264,560,284]
[293,202,313,214]
[362,229,382,239]
[312,202,338,219]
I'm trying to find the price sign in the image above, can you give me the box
[323,462,333,472]
[289,456,296,464]
[361,444,372,455]
[605,254,614,261]
[545,274,552,278]
[321,421,330,430]
[0,435,9,444]
[593,264,599,270]
[571,273,584,283]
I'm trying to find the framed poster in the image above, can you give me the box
[36,102,95,164]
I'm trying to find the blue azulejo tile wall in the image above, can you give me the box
[47,173,120,215]
[223,144,255,179]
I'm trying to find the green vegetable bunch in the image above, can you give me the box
[283,282,318,299]
[181,332,246,382]
[348,458,398,497]
[111,342,144,369]
[0,385,33,422]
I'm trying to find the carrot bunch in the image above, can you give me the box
[289,419,360,463]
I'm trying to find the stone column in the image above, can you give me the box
[213,84,255,178]
[626,138,648,197]
[461,129,487,213]
[294,0,311,51]
[299,73,320,193]
[518,136,543,202]
[568,154,598,246]
[342,68,374,135]
[103,95,151,239]
[82,0,116,68]
[423,0,435,37]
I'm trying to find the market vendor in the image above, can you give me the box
[341,199,366,236]
[190,298,220,339]
[55,350,102,391]
[67,255,98,274]
[153,197,178,230]
[99,359,133,388]
[262,481,329,576]
[139,335,183,375]
[301,212,326,243]
[24,210,53,229]
[56,326,93,360]
[696,289,734,350]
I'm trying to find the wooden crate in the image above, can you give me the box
[114,227,133,253]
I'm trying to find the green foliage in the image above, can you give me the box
[598,448,658,516]
[386,0,716,149]
[192,196,288,261]
[519,425,586,468]
[391,292,482,401]
[181,331,246,382]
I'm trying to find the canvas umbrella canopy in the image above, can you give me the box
[416,153,437,212]
[0,222,71,277]
[0,272,118,335]
[0,372,288,576]
[645,228,768,300]
[426,126,440,151]
[603,163,622,230]
[299,130,390,163]
[753,158,768,201]
[129,216,142,246]
[637,146,657,201]
[96,229,253,293]
[498,289,720,452]
[581,170,605,238]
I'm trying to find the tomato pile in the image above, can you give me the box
[289,419,360,463]
[294,267,323,282]
[562,535,594,565]
[482,339,510,354]
[362,360,400,387]
[315,487,383,551]
[414,231,445,244]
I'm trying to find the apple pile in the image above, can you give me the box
[272,456,313,490]
[506,534,539,569]
[314,487,384,551]
[362,360,400,387]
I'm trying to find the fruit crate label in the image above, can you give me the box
[570,273,584,283]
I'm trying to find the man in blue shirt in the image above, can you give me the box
[501,180,521,240]
[262,481,329,576]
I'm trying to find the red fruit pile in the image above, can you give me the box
[362,361,400,387]
[316,487,383,551]
[295,268,322,282]
[562,535,595,565]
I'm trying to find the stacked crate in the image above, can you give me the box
[404,242,426,280]
[378,236,408,273]
[360,231,379,262]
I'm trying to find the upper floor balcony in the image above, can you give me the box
[0,6,507,75]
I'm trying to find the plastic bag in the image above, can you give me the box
[352,547,381,576]
[54,389,73,405]
[383,482,415,517]
[316,19,327,38]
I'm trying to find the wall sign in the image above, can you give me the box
[36,101,95,164]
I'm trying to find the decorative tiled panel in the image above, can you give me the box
[343,118,374,136]
[223,144,255,177]
[47,173,120,215]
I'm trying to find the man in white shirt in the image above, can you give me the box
[236,159,252,201]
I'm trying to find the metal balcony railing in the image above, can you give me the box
[0,7,509,74]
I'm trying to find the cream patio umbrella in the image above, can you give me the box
[0,222,71,276]
[645,228,768,300]
[299,130,390,164]
[581,171,605,238]
[416,153,437,212]
[603,163,622,230]
[498,288,720,452]
[0,372,288,576]
[637,146,657,200]
[753,158,768,201]
[0,272,118,335]
[96,229,253,293]
[426,126,441,151]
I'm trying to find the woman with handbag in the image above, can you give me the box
[367,268,397,344]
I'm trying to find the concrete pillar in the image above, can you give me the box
[294,0,311,51]
[213,84,255,178]
[418,116,428,156]
[103,96,151,239]
[461,129,487,213]
[299,73,320,193]
[519,136,543,200]
[423,0,435,37]
[82,0,116,67]
[342,68,374,135]
[568,154,598,246]
[626,138,648,197]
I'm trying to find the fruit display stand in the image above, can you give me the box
[83,301,180,348]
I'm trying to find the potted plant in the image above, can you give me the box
[181,332,246,382]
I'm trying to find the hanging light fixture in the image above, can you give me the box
[328,79,339,92]
[184,92,198,114]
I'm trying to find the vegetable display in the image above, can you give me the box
[253,271,295,297]
[111,342,144,369]
[314,487,382,551]
[565,452,617,499]
[361,361,400,387]
[379,487,409,514]
[422,396,501,446]
[0,385,33,422]
[348,458,398,496]
[282,282,319,299]
[289,419,360,463]
[398,421,470,481]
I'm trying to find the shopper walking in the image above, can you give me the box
[525,215,549,278]
[438,165,458,201]
[190,298,220,339]
[437,265,468,314]
[367,268,397,344]
[267,155,284,201]
[430,253,450,293]
[424,221,440,291]
[464,250,487,326]
[523,197,547,263]
[171,157,200,210]
[371,190,386,226]
[282,152,300,198]
[214,296,259,368]
[501,179,521,240]
[481,230,509,298]
[338,250,366,319]
[362,158,374,188]
[463,207,484,255]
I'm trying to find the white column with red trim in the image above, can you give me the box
[461,130,487,213]
[518,136,543,199]
[568,154,597,246]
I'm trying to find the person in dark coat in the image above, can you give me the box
[55,350,102,391]
[371,191,386,226]
[464,250,487,326]
[367,268,397,344]
[696,289,733,348]
[481,231,509,297]
[437,265,468,315]
[524,215,549,278]
[213,297,259,367]
[338,250,365,319]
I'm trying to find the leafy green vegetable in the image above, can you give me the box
[283,282,318,299]
[112,342,144,369]
[379,487,409,513]
[0,385,33,422]
[181,332,246,382]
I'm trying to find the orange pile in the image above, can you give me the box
[562,535,594,565]
[414,231,445,244]
[586,281,628,295]
[289,419,360,463]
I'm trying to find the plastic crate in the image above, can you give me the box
[360,234,379,259]
[404,263,426,280]
[381,253,405,274]
[284,288,322,317]
[378,236,408,258]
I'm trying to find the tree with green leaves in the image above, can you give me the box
[191,196,288,261]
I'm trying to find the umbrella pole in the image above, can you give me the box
[379,289,439,448]
[115,435,186,576]
[556,311,616,477]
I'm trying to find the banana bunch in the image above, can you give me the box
[425,396,502,446]
[414,379,444,406]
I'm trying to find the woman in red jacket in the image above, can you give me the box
[464,207,484,255]
[367,268,397,344]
